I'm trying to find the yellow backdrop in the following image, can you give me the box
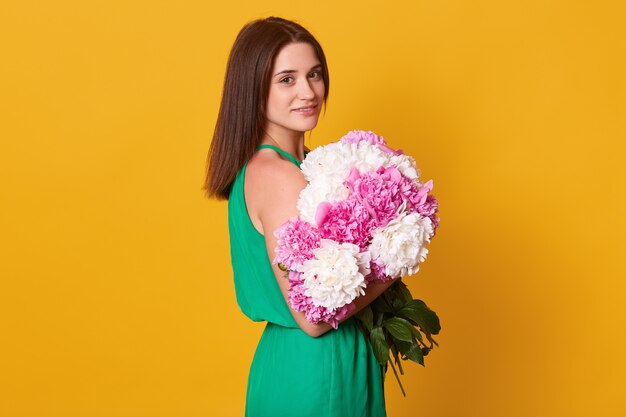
[1,0,625,416]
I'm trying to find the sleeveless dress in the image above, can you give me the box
[228,144,387,417]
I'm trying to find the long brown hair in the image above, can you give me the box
[203,16,330,200]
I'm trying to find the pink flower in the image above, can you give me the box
[369,261,393,283]
[348,166,410,228]
[340,130,402,155]
[410,179,432,206]
[411,180,440,234]
[315,201,333,227]
[316,198,376,249]
[287,278,355,329]
[340,130,386,146]
[317,165,427,249]
[330,303,356,328]
[287,275,310,312]
[274,217,321,270]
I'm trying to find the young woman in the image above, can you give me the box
[204,16,400,416]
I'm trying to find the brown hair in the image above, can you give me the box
[203,16,330,200]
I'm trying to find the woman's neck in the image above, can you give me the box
[260,131,305,161]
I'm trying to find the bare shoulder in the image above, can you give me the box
[245,149,306,233]
[246,149,306,193]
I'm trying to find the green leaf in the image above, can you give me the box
[396,340,425,365]
[426,333,439,348]
[398,300,441,335]
[355,305,373,332]
[369,327,390,365]
[391,295,405,311]
[383,317,414,342]
[409,325,424,343]
[372,296,393,314]
[383,287,405,312]
[395,280,414,304]
[396,303,419,325]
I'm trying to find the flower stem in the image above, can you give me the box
[388,359,406,397]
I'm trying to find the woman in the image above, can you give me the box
[204,16,400,416]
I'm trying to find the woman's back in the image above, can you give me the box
[228,145,302,327]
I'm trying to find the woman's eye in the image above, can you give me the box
[309,71,322,79]
[280,76,294,83]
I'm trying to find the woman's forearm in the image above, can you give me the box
[310,277,401,337]
[341,277,401,324]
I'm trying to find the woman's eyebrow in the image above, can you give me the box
[273,64,322,78]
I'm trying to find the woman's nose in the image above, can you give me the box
[297,79,315,99]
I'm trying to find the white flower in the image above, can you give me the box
[298,142,355,222]
[297,180,350,224]
[389,154,421,182]
[369,212,434,278]
[297,239,371,310]
[301,142,355,184]
[351,142,392,173]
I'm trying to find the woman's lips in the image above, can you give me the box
[292,105,317,116]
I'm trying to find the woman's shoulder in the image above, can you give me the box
[245,149,307,230]
[246,149,305,188]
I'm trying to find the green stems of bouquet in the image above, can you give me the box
[354,279,441,397]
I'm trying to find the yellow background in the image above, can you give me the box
[1,0,625,416]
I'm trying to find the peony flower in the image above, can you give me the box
[369,211,434,279]
[420,194,440,233]
[410,180,440,234]
[298,239,370,310]
[297,179,350,224]
[348,166,409,229]
[297,141,359,223]
[340,129,405,156]
[340,130,386,146]
[369,261,391,283]
[301,140,391,182]
[299,141,355,185]
[273,217,321,270]
[389,153,421,181]
[287,278,356,329]
[316,197,376,248]
[351,141,394,174]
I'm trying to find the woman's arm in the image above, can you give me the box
[248,154,398,338]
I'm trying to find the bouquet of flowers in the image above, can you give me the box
[274,130,441,395]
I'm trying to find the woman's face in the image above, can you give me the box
[265,42,325,138]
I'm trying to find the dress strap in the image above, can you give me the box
[256,144,302,168]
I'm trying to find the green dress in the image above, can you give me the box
[228,144,387,417]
